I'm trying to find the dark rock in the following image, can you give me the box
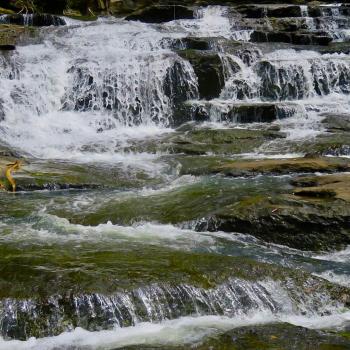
[168,37,212,51]
[0,14,66,26]
[256,61,307,101]
[172,103,210,125]
[238,5,303,19]
[177,50,227,100]
[126,5,194,23]
[222,103,297,123]
[251,31,332,46]
[0,44,15,50]
[204,196,350,251]
[163,60,199,126]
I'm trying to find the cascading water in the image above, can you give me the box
[1,2,350,349]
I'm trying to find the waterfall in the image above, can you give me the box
[0,277,344,340]
[0,14,66,26]
[0,19,198,159]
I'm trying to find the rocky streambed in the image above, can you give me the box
[0,1,350,349]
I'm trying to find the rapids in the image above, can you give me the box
[0,3,350,349]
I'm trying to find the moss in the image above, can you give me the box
[0,24,37,46]
[212,157,350,177]
[293,174,350,202]
[0,156,161,192]
[0,7,15,14]
[0,244,306,298]
[165,128,285,156]
[65,175,291,226]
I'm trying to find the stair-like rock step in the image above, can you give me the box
[251,31,332,46]
[0,14,65,26]
[176,101,301,124]
[125,5,194,23]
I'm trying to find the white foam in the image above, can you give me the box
[314,246,350,263]
[1,310,350,350]
[313,271,350,287]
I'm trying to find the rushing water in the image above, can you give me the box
[0,3,350,349]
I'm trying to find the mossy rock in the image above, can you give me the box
[122,127,286,156]
[165,128,286,156]
[0,7,15,14]
[0,24,38,46]
[0,156,159,192]
[211,157,350,177]
[291,132,350,157]
[1,241,349,339]
[210,193,350,251]
[293,173,350,202]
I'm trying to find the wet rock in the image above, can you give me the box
[0,44,15,50]
[1,238,349,339]
[126,323,350,350]
[296,134,350,157]
[164,128,286,155]
[0,14,66,26]
[0,157,153,192]
[292,173,350,202]
[168,37,212,51]
[171,103,210,125]
[322,113,350,132]
[211,157,350,177]
[163,60,199,126]
[171,101,299,126]
[220,103,298,123]
[256,60,308,101]
[207,194,350,251]
[125,5,194,23]
[0,24,37,47]
[177,50,228,100]
[251,31,332,46]
[238,5,303,19]
[291,115,350,157]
